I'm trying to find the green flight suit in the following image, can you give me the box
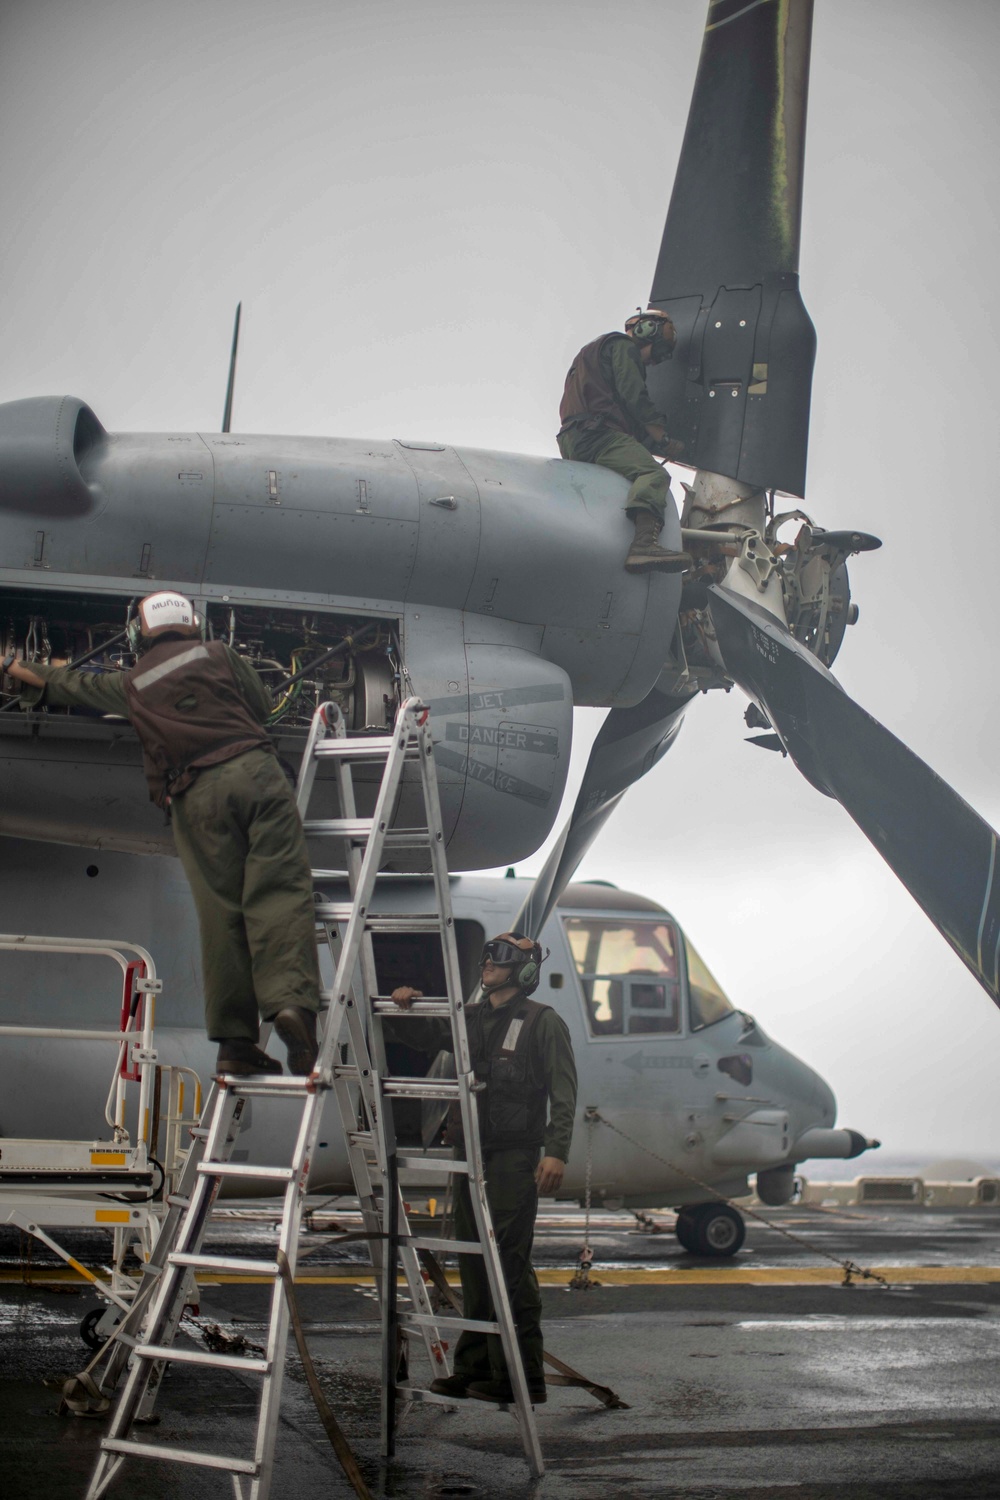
[451,994,577,1389]
[557,334,671,521]
[18,654,320,1041]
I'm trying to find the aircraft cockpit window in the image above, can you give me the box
[563,917,680,1037]
[685,937,737,1030]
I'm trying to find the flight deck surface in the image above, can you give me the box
[2,1201,999,1498]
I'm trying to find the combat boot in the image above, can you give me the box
[215,1039,283,1077]
[624,510,691,574]
[272,1005,319,1075]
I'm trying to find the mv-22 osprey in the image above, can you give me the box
[1,0,997,1227]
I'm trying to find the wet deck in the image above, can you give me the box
[3,1202,1000,1497]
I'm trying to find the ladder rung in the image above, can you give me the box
[197,1162,296,1182]
[305,821,431,851]
[397,1154,469,1175]
[402,1313,499,1335]
[314,906,443,935]
[402,1235,483,1254]
[304,817,374,838]
[348,1130,374,1146]
[383,1078,460,1099]
[366,912,441,932]
[100,1437,258,1474]
[138,1342,270,1374]
[188,1127,210,1139]
[311,736,398,760]
[225,1077,316,1097]
[372,998,453,1017]
[166,1193,191,1208]
[169,1251,281,1277]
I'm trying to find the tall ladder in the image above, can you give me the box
[85,698,543,1500]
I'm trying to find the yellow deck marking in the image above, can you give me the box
[94,1210,131,1224]
[90,1152,127,1166]
[6,1265,1000,1288]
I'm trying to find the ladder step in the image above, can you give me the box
[224,1077,317,1097]
[303,817,374,838]
[197,1162,296,1182]
[315,906,444,935]
[138,1342,270,1374]
[402,1313,500,1336]
[397,1154,469,1174]
[311,736,398,760]
[402,1235,483,1254]
[372,997,453,1017]
[305,821,431,851]
[100,1437,257,1475]
[166,1193,191,1208]
[383,1078,460,1100]
[169,1251,281,1277]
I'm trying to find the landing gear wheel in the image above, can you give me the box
[674,1206,701,1253]
[692,1203,745,1258]
[79,1306,121,1351]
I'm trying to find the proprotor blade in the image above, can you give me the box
[514,682,691,940]
[708,584,1000,1008]
[646,0,816,496]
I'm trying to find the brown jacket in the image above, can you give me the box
[124,639,272,806]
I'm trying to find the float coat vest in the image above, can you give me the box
[466,994,548,1153]
[558,332,643,441]
[123,639,271,807]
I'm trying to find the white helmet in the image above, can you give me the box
[127,592,202,651]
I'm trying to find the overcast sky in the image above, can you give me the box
[3,0,1000,1160]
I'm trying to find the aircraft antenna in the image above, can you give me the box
[221,302,242,433]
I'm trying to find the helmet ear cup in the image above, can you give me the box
[516,959,539,993]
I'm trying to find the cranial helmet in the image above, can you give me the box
[480,931,546,995]
[127,591,203,652]
[625,307,676,362]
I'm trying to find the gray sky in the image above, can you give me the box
[3,0,1000,1157]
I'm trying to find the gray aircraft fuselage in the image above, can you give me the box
[0,863,867,1206]
[0,395,682,868]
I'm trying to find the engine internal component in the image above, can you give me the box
[0,589,399,733]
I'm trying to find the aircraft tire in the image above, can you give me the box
[674,1206,702,1252]
[79,1306,109,1350]
[691,1202,746,1258]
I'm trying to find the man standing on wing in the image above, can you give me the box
[392,931,577,1405]
[3,591,320,1078]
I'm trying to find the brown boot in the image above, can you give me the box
[625,511,692,574]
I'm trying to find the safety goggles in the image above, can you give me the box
[479,939,530,968]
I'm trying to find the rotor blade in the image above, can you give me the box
[646,0,816,496]
[708,584,1000,1007]
[222,302,242,434]
[513,681,691,940]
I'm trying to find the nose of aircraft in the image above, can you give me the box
[758,1031,838,1134]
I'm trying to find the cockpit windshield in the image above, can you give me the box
[685,936,736,1030]
[563,916,680,1036]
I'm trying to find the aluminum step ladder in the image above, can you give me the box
[84,697,542,1500]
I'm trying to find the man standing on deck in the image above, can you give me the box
[2,591,320,1078]
[558,308,690,575]
[392,931,577,1405]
